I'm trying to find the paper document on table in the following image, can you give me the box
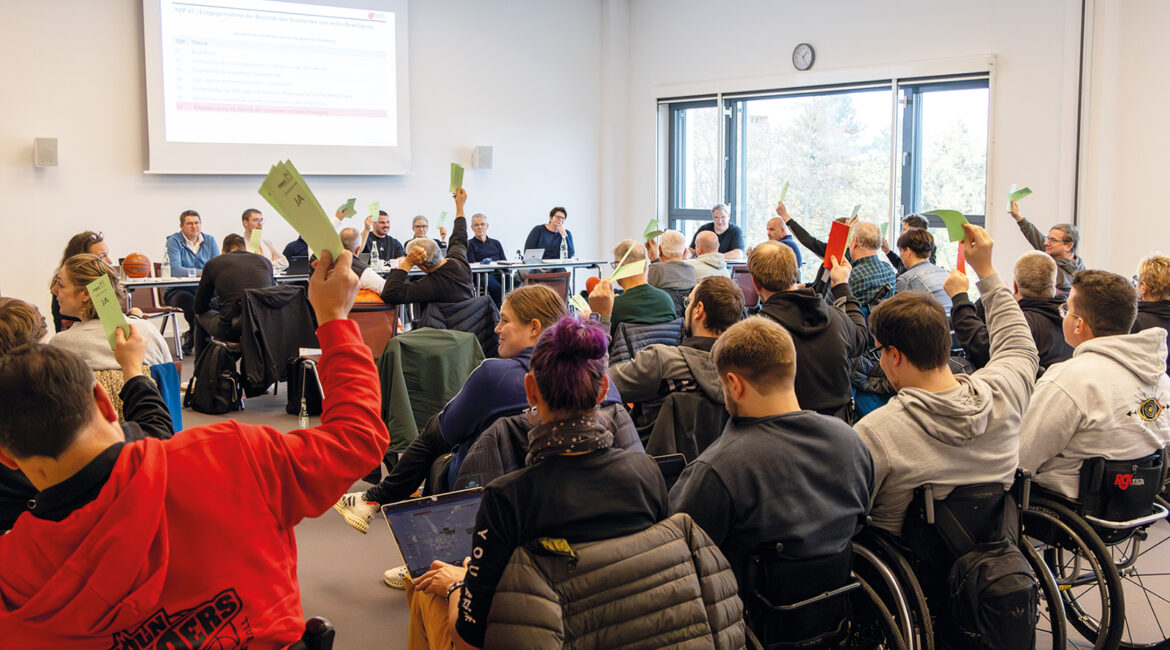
[87,275,131,350]
[259,160,343,260]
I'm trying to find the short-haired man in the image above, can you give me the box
[524,207,574,260]
[646,229,698,297]
[749,241,871,420]
[241,208,289,271]
[194,232,275,343]
[588,240,678,334]
[670,316,873,593]
[950,250,1072,373]
[412,215,447,252]
[340,227,386,294]
[381,190,473,306]
[0,250,388,647]
[1133,254,1170,374]
[689,230,730,280]
[1019,269,1170,498]
[468,213,506,304]
[165,209,220,354]
[610,276,744,424]
[1010,200,1085,293]
[766,216,802,271]
[894,228,951,313]
[854,224,1039,536]
[847,221,897,306]
[360,210,406,263]
[883,214,935,272]
[688,203,745,260]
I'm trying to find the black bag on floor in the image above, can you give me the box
[184,339,243,414]
[286,357,323,416]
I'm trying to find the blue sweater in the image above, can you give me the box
[524,225,574,259]
[165,232,220,277]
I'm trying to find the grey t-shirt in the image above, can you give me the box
[648,259,697,291]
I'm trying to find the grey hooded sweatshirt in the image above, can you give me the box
[854,273,1039,536]
[1019,327,1170,499]
[610,337,723,409]
[689,252,730,280]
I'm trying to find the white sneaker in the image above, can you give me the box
[383,565,409,590]
[332,492,378,534]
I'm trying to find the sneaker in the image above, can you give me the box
[383,565,409,590]
[332,492,378,534]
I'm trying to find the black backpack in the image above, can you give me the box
[184,339,243,415]
[285,356,323,417]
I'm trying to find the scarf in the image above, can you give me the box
[525,409,615,466]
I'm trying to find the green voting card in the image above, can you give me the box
[850,204,862,219]
[881,222,889,239]
[780,181,790,202]
[87,275,131,350]
[450,163,465,193]
[569,294,589,313]
[439,211,448,228]
[611,259,648,281]
[643,218,664,241]
[609,244,636,279]
[1008,186,1033,202]
[925,209,969,243]
[249,228,263,253]
[366,201,380,217]
[259,160,344,260]
[337,198,357,220]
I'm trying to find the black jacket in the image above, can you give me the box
[759,283,872,415]
[415,295,500,358]
[381,216,473,305]
[951,292,1072,374]
[239,284,319,396]
[1133,300,1170,374]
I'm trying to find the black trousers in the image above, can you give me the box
[164,288,197,329]
[364,424,448,505]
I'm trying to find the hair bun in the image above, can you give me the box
[545,316,608,362]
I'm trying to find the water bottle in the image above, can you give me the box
[160,250,171,279]
[370,240,381,272]
[298,398,309,429]
[559,234,569,260]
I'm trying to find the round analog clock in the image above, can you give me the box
[792,43,815,71]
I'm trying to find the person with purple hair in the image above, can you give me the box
[404,316,669,650]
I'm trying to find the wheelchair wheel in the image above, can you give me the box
[1022,496,1124,650]
[853,536,934,650]
[1100,516,1170,649]
[848,573,907,650]
[1021,536,1069,649]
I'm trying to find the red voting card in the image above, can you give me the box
[956,242,967,275]
[823,220,851,269]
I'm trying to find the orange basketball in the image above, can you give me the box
[122,253,152,278]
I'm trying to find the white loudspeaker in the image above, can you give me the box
[33,138,58,167]
[472,146,493,170]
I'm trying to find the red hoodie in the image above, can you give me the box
[0,319,388,649]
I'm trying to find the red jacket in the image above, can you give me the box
[0,319,388,649]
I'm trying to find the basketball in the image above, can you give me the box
[122,253,152,278]
[586,276,601,294]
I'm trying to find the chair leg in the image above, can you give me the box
[167,313,183,360]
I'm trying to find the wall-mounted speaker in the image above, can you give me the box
[33,138,58,167]
[472,145,493,170]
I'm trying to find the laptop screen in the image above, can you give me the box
[522,248,547,263]
[382,488,484,579]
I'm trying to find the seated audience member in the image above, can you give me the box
[1019,270,1170,499]
[687,203,745,260]
[284,206,362,260]
[750,241,870,419]
[165,209,220,353]
[766,215,802,271]
[689,230,731,280]
[241,208,289,271]
[381,190,473,306]
[1010,200,1085,293]
[950,250,1072,373]
[846,221,897,307]
[853,224,1039,536]
[403,316,669,650]
[1133,253,1170,374]
[193,233,275,343]
[0,250,388,647]
[670,316,873,591]
[882,214,935,273]
[0,301,172,531]
[646,229,698,294]
[340,227,386,295]
[773,200,854,295]
[588,240,677,333]
[610,276,743,422]
[412,215,447,252]
[467,213,506,304]
[524,206,574,260]
[49,254,172,370]
[361,210,406,263]
[894,228,951,313]
[52,231,114,332]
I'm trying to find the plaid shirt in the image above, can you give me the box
[849,254,897,306]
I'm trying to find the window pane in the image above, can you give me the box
[737,89,893,282]
[918,87,988,216]
[673,220,705,249]
[674,105,721,210]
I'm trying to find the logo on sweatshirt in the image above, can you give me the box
[1138,397,1163,422]
[109,588,253,650]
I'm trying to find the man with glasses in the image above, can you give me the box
[524,206,574,260]
[853,223,1039,536]
[1010,200,1085,293]
[586,240,676,334]
[688,203,745,260]
[241,209,288,271]
[1018,269,1170,499]
[164,210,220,354]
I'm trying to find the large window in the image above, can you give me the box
[665,76,989,278]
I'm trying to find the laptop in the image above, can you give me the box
[285,256,310,275]
[382,488,484,579]
[654,453,687,490]
[522,248,547,264]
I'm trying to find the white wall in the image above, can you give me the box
[616,0,1163,278]
[0,0,603,318]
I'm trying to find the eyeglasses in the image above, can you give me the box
[1133,275,1140,287]
[1058,303,1080,319]
[683,296,692,308]
[874,343,890,355]
[1044,237,1072,244]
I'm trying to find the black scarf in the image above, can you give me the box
[526,409,614,466]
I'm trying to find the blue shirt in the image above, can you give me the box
[895,260,953,314]
[468,236,507,263]
[524,225,574,259]
[778,234,803,279]
[165,232,220,277]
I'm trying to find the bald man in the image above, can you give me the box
[689,231,730,280]
[766,217,802,273]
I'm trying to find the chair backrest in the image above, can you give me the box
[609,318,684,365]
[148,362,183,433]
[732,267,760,312]
[663,287,690,317]
[239,285,319,393]
[743,544,854,648]
[520,270,571,301]
[644,391,729,462]
[348,303,398,359]
[415,296,500,358]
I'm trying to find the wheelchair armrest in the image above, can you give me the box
[1083,502,1170,530]
[753,579,861,612]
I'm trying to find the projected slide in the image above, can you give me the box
[159,0,396,147]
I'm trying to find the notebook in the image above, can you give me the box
[382,488,484,579]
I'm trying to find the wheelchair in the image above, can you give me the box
[1019,452,1170,649]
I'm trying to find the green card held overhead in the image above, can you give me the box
[249,228,263,253]
[880,222,889,239]
[569,294,589,313]
[643,218,664,241]
[258,159,344,260]
[86,275,131,350]
[366,201,380,217]
[611,259,648,281]
[780,181,790,202]
[850,204,862,219]
[338,198,357,220]
[449,163,465,193]
[1008,186,1033,203]
[439,211,448,228]
[925,209,969,243]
